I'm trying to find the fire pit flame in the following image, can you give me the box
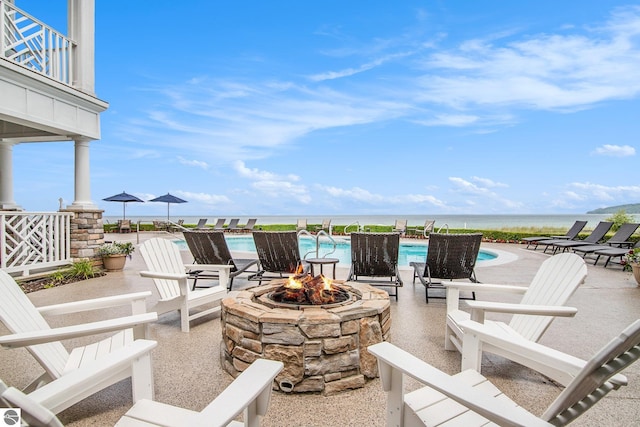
[270,273,350,305]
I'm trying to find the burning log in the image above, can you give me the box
[270,274,350,305]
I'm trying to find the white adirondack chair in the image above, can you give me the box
[369,319,640,426]
[1,358,284,427]
[0,270,158,413]
[139,238,232,332]
[444,253,587,385]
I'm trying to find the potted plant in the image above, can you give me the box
[97,241,135,271]
[623,247,640,285]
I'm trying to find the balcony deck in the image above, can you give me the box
[1,232,639,426]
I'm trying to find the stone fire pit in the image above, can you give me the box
[220,280,391,395]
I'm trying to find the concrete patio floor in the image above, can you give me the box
[1,232,639,426]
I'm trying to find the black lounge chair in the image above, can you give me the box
[346,232,403,300]
[536,221,613,254]
[593,240,640,267]
[183,230,258,291]
[238,218,257,233]
[225,218,240,232]
[571,223,639,259]
[212,218,226,230]
[195,218,208,229]
[522,220,587,249]
[249,231,310,284]
[410,233,482,303]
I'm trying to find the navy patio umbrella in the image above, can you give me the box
[102,191,144,220]
[149,193,188,221]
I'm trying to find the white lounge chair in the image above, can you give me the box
[368,318,640,427]
[1,358,284,427]
[139,238,231,332]
[0,270,157,413]
[296,218,307,231]
[392,219,407,235]
[444,252,588,385]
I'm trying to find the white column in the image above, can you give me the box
[68,0,95,95]
[0,141,22,210]
[69,138,97,209]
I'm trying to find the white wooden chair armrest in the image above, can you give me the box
[140,270,189,280]
[465,300,577,322]
[458,319,628,387]
[27,339,157,413]
[0,313,157,348]
[459,319,586,375]
[197,359,284,425]
[443,282,527,294]
[368,342,552,427]
[37,291,152,316]
[118,359,284,426]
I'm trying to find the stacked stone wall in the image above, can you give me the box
[63,208,105,267]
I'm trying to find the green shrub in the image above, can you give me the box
[606,209,635,231]
[67,259,98,280]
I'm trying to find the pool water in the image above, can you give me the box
[175,235,497,266]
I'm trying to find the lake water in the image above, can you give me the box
[173,235,497,267]
[105,213,634,230]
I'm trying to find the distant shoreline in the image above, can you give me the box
[103,213,637,230]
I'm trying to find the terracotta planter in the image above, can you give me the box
[631,263,640,286]
[102,254,127,271]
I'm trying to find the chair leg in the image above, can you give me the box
[131,351,155,401]
[461,331,483,371]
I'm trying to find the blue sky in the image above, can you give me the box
[13,1,640,218]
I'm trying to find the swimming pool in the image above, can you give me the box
[175,235,498,266]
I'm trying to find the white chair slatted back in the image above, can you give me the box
[543,319,640,425]
[0,271,69,378]
[139,239,185,300]
[509,253,587,342]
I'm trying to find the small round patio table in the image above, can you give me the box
[306,257,339,279]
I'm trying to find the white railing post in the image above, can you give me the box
[0,1,75,86]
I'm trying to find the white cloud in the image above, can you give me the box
[567,181,640,201]
[416,6,640,111]
[414,114,479,127]
[177,156,209,169]
[320,186,386,203]
[308,52,413,82]
[175,191,230,205]
[471,176,508,188]
[449,177,522,209]
[232,161,310,204]
[449,177,493,196]
[318,185,449,209]
[592,144,636,157]
[233,160,299,182]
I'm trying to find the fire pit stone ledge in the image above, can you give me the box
[220,280,391,395]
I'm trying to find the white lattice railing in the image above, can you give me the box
[1,0,74,85]
[1,212,73,276]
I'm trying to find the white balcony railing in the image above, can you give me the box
[1,212,73,276]
[1,0,74,85]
